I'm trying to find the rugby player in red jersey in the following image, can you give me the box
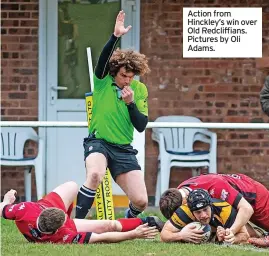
[1,181,163,244]
[159,173,269,247]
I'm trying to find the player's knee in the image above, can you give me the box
[85,159,105,185]
[133,197,148,210]
[56,181,79,194]
[86,170,102,185]
[66,181,79,194]
[109,220,119,232]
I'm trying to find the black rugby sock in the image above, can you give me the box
[75,185,96,219]
[125,202,142,218]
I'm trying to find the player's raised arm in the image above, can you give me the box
[113,10,132,37]
[0,189,17,218]
[95,10,131,79]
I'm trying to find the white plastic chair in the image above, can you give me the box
[152,116,217,206]
[1,127,44,201]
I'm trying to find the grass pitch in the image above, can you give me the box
[1,213,268,256]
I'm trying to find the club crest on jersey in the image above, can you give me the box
[18,203,25,211]
[221,189,229,200]
[63,234,70,242]
[8,205,15,212]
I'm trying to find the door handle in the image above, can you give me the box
[51,86,68,91]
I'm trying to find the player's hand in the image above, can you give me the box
[3,189,17,204]
[134,223,158,239]
[216,226,225,242]
[122,86,134,104]
[114,10,132,37]
[224,228,235,244]
[180,224,204,244]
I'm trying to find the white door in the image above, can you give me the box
[45,0,143,194]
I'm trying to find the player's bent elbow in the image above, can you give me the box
[246,205,254,215]
[137,127,145,133]
[160,231,174,243]
[238,198,254,216]
[160,233,169,242]
[135,124,146,133]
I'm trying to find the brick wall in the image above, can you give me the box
[1,0,39,199]
[141,0,269,195]
[1,0,269,200]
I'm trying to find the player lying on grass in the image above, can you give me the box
[159,173,269,247]
[0,181,164,244]
[160,189,250,244]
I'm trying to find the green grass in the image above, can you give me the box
[1,214,268,256]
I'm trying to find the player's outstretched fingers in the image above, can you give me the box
[135,223,157,239]
[190,235,205,244]
[144,226,158,239]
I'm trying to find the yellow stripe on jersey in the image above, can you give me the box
[171,214,186,228]
[171,204,195,229]
[213,202,233,225]
[213,201,231,207]
[181,205,195,220]
[211,200,237,228]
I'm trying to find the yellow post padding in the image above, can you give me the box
[85,92,115,220]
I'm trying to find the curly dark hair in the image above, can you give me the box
[38,208,65,233]
[109,48,150,77]
[159,188,183,219]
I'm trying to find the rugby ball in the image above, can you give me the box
[191,221,211,243]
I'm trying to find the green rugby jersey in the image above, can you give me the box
[89,74,148,144]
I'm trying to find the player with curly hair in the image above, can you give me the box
[75,10,151,220]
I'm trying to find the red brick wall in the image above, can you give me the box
[1,0,39,199]
[141,0,269,195]
[1,0,269,200]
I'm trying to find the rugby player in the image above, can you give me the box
[1,181,163,244]
[159,173,269,247]
[160,189,249,244]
